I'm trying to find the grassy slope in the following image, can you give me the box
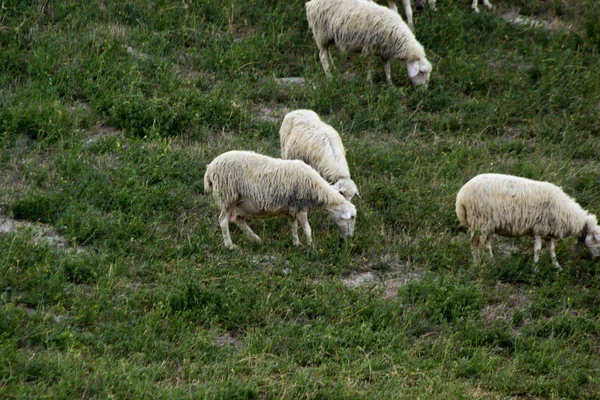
[1,0,599,398]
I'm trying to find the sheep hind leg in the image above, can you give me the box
[484,232,494,259]
[532,235,542,273]
[398,0,414,29]
[219,209,236,250]
[482,0,493,9]
[545,238,561,270]
[234,217,261,244]
[471,0,480,12]
[317,44,333,78]
[296,211,313,247]
[470,232,481,264]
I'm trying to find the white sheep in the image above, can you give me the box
[280,110,359,201]
[306,0,432,86]
[456,173,600,270]
[204,150,357,249]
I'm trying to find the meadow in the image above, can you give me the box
[1,0,599,398]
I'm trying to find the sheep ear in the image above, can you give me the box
[407,61,420,78]
[332,182,345,195]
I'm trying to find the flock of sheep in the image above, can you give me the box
[204,0,600,269]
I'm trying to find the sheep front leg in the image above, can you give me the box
[234,217,262,244]
[471,0,480,12]
[219,209,236,250]
[545,238,561,270]
[383,59,392,84]
[296,211,313,246]
[290,218,301,246]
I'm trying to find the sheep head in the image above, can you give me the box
[584,226,600,259]
[406,58,432,86]
[327,201,356,239]
[332,179,359,201]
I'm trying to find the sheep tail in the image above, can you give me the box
[204,169,213,194]
[455,201,468,228]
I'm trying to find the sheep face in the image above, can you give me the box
[327,202,357,238]
[406,58,432,86]
[332,179,359,201]
[584,228,600,259]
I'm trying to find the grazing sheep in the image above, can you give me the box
[306,0,432,86]
[204,150,357,249]
[456,173,600,270]
[280,110,359,201]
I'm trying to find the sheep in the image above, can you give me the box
[306,0,432,86]
[204,150,357,250]
[280,110,359,201]
[456,173,600,270]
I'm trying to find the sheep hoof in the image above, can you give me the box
[251,235,262,243]
[473,6,480,13]
[225,243,238,250]
[553,262,562,270]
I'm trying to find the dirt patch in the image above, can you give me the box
[343,271,375,288]
[276,77,306,86]
[253,104,290,124]
[342,260,424,299]
[0,214,85,253]
[126,45,151,61]
[214,333,243,349]
[481,282,530,330]
[84,124,123,145]
[501,10,577,32]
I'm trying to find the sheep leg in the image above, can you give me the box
[317,44,332,78]
[482,0,493,9]
[470,232,481,264]
[398,0,414,29]
[387,0,399,13]
[290,218,301,246]
[383,59,392,84]
[545,238,561,270]
[484,232,494,259]
[296,211,313,246]
[428,0,437,11]
[234,217,262,243]
[219,209,236,250]
[471,0,480,12]
[533,234,542,263]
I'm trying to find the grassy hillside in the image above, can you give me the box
[1,0,599,398]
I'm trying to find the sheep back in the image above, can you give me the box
[204,150,346,213]
[280,110,351,183]
[456,174,591,239]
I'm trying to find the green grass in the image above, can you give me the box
[1,0,600,398]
